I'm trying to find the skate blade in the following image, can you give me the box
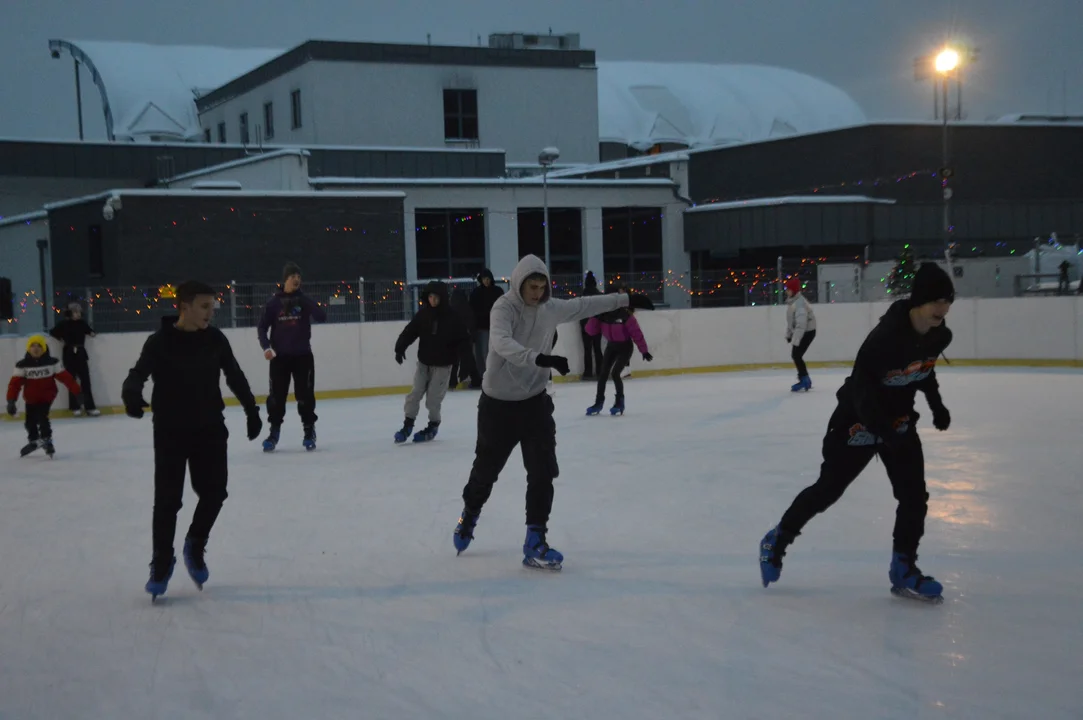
[891,587,943,604]
[522,557,562,572]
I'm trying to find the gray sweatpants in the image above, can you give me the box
[405,363,452,424]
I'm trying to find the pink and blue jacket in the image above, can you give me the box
[584,311,649,355]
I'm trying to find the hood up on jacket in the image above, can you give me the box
[477,268,496,284]
[508,255,551,306]
[422,280,450,309]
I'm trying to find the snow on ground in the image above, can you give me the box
[1,368,1081,719]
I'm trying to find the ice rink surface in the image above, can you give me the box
[2,367,1081,719]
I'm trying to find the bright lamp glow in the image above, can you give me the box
[935,48,960,73]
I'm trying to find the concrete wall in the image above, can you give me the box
[817,256,1037,302]
[0,177,143,220]
[2,296,1078,413]
[197,64,317,147]
[162,151,311,191]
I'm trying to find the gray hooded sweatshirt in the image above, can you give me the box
[483,255,629,401]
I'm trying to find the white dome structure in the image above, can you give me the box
[597,61,867,151]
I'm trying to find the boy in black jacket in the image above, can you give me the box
[393,281,468,443]
[122,281,263,600]
[49,303,99,415]
[759,263,955,602]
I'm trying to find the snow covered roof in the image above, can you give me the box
[309,176,676,188]
[685,195,895,213]
[596,61,866,150]
[0,210,48,228]
[48,39,285,142]
[545,150,691,178]
[43,189,407,212]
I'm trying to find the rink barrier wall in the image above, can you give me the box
[2,296,1081,419]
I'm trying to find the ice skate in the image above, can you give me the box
[302,424,317,451]
[42,438,55,458]
[522,525,563,571]
[609,395,625,416]
[791,375,812,392]
[86,408,101,417]
[759,525,795,588]
[889,552,943,603]
[145,555,176,601]
[182,536,209,589]
[20,440,40,457]
[394,419,415,444]
[585,400,604,416]
[454,506,480,554]
[72,409,83,417]
[412,422,439,443]
[262,424,280,452]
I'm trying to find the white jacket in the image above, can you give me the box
[785,293,816,346]
[483,255,628,401]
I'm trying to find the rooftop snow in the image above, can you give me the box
[308,176,677,188]
[685,195,896,213]
[43,189,407,212]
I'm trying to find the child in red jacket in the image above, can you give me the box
[6,335,81,457]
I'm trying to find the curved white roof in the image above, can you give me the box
[597,61,866,150]
[49,40,284,142]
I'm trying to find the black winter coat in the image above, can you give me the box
[835,299,953,435]
[122,317,257,429]
[469,269,504,330]
[396,282,469,367]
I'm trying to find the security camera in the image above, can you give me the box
[51,49,61,59]
[102,195,122,221]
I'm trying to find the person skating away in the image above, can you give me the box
[469,268,504,381]
[784,277,817,392]
[257,262,327,452]
[448,287,482,389]
[759,263,955,603]
[578,271,603,380]
[6,335,81,458]
[122,281,263,600]
[393,281,469,443]
[583,286,652,416]
[453,255,654,570]
[49,302,100,416]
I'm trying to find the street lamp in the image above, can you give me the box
[538,146,560,270]
[935,48,959,256]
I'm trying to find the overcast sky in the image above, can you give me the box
[1,0,1080,141]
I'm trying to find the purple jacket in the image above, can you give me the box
[585,312,649,355]
[257,291,327,356]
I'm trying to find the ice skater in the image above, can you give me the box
[784,277,817,392]
[49,302,100,415]
[469,268,504,379]
[453,255,654,570]
[122,281,263,600]
[584,285,652,416]
[578,270,603,379]
[6,335,81,458]
[393,281,469,443]
[257,262,327,451]
[759,263,955,602]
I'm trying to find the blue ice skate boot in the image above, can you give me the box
[413,422,439,443]
[791,375,812,392]
[759,525,796,588]
[889,552,943,603]
[523,525,563,571]
[454,506,480,554]
[145,554,176,600]
[585,400,604,416]
[262,424,280,452]
[394,418,415,444]
[182,536,209,589]
[609,395,625,416]
[303,424,317,451]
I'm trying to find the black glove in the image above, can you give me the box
[535,353,570,376]
[246,408,263,441]
[931,404,951,431]
[627,293,655,311]
[124,396,149,419]
[395,351,405,365]
[642,352,653,362]
[6,400,15,417]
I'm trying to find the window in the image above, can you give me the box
[291,89,302,129]
[443,89,478,141]
[517,208,583,276]
[203,128,211,143]
[217,122,226,143]
[88,225,104,278]
[602,207,664,275]
[263,102,274,139]
[239,112,250,145]
[414,209,486,279]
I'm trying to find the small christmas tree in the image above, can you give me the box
[886,244,915,295]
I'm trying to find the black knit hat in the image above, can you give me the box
[282,262,302,283]
[909,262,955,307]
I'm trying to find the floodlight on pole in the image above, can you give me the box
[538,146,560,271]
[935,48,960,74]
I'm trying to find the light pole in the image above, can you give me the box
[538,146,560,269]
[935,48,960,255]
